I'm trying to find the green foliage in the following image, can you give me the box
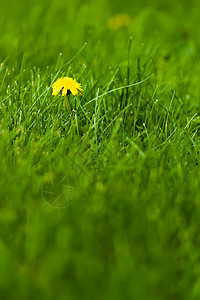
[1,0,200,299]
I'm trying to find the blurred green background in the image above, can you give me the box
[1,0,200,299]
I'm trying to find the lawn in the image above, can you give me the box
[1,0,200,299]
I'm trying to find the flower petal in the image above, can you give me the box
[62,87,68,96]
[70,87,78,96]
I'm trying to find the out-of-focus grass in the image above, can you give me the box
[1,0,200,299]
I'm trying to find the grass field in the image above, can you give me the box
[1,0,200,299]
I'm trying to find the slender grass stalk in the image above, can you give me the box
[126,36,133,106]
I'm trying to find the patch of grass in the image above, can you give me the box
[1,0,200,299]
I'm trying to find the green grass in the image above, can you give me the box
[1,0,200,299]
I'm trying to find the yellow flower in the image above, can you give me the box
[52,77,83,96]
[108,14,132,30]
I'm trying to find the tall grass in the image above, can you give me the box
[1,0,200,299]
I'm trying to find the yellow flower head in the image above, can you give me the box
[52,77,83,96]
[108,14,132,30]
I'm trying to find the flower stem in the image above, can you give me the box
[65,96,71,114]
